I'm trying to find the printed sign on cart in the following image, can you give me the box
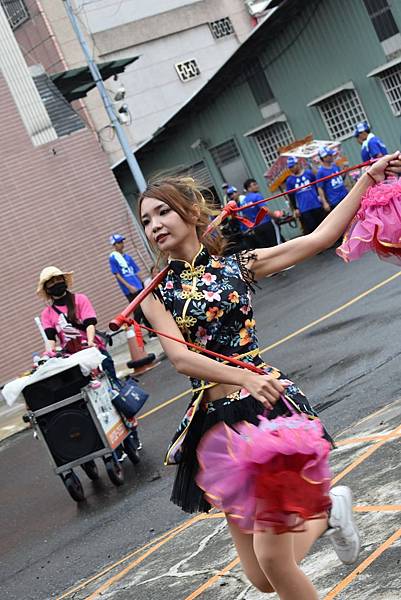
[85,380,126,450]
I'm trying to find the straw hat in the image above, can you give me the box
[36,266,74,297]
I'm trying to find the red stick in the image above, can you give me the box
[109,265,170,331]
[109,270,266,374]
[204,158,375,235]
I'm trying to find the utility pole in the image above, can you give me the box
[63,0,153,259]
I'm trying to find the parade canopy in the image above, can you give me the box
[264,135,345,191]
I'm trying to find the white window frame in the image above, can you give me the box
[250,120,295,167]
[1,0,29,30]
[377,65,401,116]
[308,84,368,141]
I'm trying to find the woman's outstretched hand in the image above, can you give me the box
[368,151,401,183]
[243,371,286,410]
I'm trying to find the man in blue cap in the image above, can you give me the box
[316,147,348,209]
[354,121,387,162]
[285,156,329,234]
[109,234,143,302]
[237,178,280,248]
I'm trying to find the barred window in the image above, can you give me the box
[317,89,367,140]
[209,17,235,39]
[210,139,240,167]
[378,65,401,115]
[175,59,200,82]
[254,122,295,167]
[1,0,29,29]
[363,0,398,42]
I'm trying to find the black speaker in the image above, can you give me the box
[23,366,91,410]
[37,400,104,466]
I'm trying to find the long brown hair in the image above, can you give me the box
[65,291,78,324]
[138,176,226,260]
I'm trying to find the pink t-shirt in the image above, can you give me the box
[41,293,105,349]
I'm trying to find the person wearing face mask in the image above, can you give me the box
[37,266,118,382]
[37,266,143,454]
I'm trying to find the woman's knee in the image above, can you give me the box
[245,570,275,594]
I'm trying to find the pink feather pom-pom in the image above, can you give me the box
[337,179,401,265]
[196,414,331,534]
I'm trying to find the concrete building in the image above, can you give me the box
[0,6,150,383]
[5,0,261,165]
[112,0,401,217]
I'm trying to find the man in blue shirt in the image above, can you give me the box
[354,121,388,162]
[285,156,328,234]
[238,178,280,248]
[109,233,143,301]
[316,147,348,209]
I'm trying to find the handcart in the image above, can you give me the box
[22,364,140,502]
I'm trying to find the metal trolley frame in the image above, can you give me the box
[24,368,140,501]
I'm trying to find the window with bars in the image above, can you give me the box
[209,17,234,39]
[378,65,401,115]
[1,0,29,29]
[209,139,240,166]
[363,0,399,42]
[254,122,295,167]
[317,89,367,140]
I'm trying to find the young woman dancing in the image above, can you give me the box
[138,153,401,599]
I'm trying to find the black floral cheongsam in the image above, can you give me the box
[156,245,329,465]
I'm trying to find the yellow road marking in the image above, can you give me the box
[184,558,240,600]
[139,271,401,421]
[59,422,401,599]
[335,429,401,446]
[332,425,401,485]
[138,387,190,420]
[182,423,401,599]
[353,505,401,512]
[84,514,207,600]
[57,517,201,599]
[324,527,401,599]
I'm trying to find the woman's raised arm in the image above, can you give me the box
[248,152,401,280]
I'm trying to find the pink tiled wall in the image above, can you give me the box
[0,74,151,383]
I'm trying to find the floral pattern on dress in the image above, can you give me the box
[157,245,260,390]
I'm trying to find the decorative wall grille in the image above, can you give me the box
[209,17,234,39]
[175,59,200,82]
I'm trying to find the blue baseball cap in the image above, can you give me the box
[109,233,125,245]
[353,121,370,137]
[286,156,298,168]
[227,186,237,195]
[319,146,334,159]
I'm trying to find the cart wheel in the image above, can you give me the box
[81,460,100,481]
[124,434,140,465]
[104,456,124,486]
[61,471,85,502]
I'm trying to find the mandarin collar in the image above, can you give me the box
[168,244,209,275]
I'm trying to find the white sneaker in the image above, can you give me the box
[326,486,360,565]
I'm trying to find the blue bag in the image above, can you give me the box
[112,379,149,418]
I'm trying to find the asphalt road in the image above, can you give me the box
[2,248,401,600]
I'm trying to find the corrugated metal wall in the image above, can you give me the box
[131,0,401,215]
